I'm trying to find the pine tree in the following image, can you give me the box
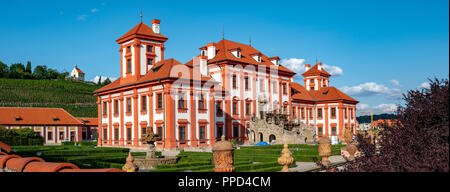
[97,76,102,85]
[26,61,32,73]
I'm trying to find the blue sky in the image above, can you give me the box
[0,0,448,115]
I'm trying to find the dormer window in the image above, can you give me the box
[268,57,280,66]
[229,48,241,58]
[52,116,60,121]
[14,115,22,121]
[250,53,262,63]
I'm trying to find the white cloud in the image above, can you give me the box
[280,58,306,74]
[280,58,343,76]
[418,82,430,89]
[77,14,88,21]
[90,8,98,13]
[340,82,402,99]
[358,103,398,114]
[322,64,343,76]
[91,76,117,83]
[390,79,401,87]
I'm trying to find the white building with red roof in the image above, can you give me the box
[70,64,85,81]
[94,19,358,149]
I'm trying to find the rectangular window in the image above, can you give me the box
[157,127,162,137]
[233,102,238,115]
[260,79,264,92]
[127,128,132,141]
[59,132,64,140]
[127,59,132,74]
[331,108,336,118]
[103,129,107,140]
[199,126,205,140]
[310,79,314,84]
[127,46,131,53]
[142,127,147,136]
[47,132,53,140]
[157,93,162,109]
[178,93,185,109]
[216,101,222,115]
[147,58,153,66]
[293,107,296,117]
[310,86,314,91]
[301,108,305,119]
[344,108,347,118]
[318,127,323,136]
[141,95,147,111]
[126,98,132,113]
[332,127,337,136]
[114,100,119,114]
[233,126,239,138]
[309,109,313,119]
[318,108,323,118]
[273,82,277,93]
[114,128,119,141]
[246,103,250,116]
[179,126,186,141]
[283,83,287,95]
[245,77,249,90]
[147,45,153,52]
[198,94,205,110]
[232,75,237,89]
[103,102,107,115]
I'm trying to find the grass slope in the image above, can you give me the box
[0,78,101,117]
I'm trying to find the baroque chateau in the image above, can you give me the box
[94,19,359,149]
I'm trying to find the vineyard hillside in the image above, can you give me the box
[0,78,101,117]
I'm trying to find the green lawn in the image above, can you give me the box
[150,144,344,172]
[10,145,147,169]
[10,144,344,172]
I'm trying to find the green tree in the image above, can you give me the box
[33,65,48,79]
[97,76,102,85]
[47,68,59,79]
[0,61,8,78]
[102,78,111,86]
[8,63,26,78]
[26,61,32,73]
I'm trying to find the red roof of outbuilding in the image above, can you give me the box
[0,107,82,126]
[75,68,85,74]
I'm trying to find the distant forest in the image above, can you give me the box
[357,113,397,124]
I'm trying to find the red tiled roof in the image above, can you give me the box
[291,82,314,101]
[116,22,168,44]
[95,58,218,94]
[24,162,80,172]
[205,39,296,75]
[5,157,44,172]
[302,63,331,77]
[0,141,11,153]
[308,87,359,103]
[77,118,98,126]
[0,154,20,168]
[0,107,82,126]
[75,68,85,74]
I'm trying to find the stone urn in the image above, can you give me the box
[122,152,138,172]
[212,135,235,172]
[277,144,294,172]
[318,137,331,166]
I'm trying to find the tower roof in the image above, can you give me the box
[116,22,168,44]
[302,63,331,77]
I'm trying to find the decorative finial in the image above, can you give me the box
[140,8,143,22]
[222,24,225,40]
[249,35,252,47]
